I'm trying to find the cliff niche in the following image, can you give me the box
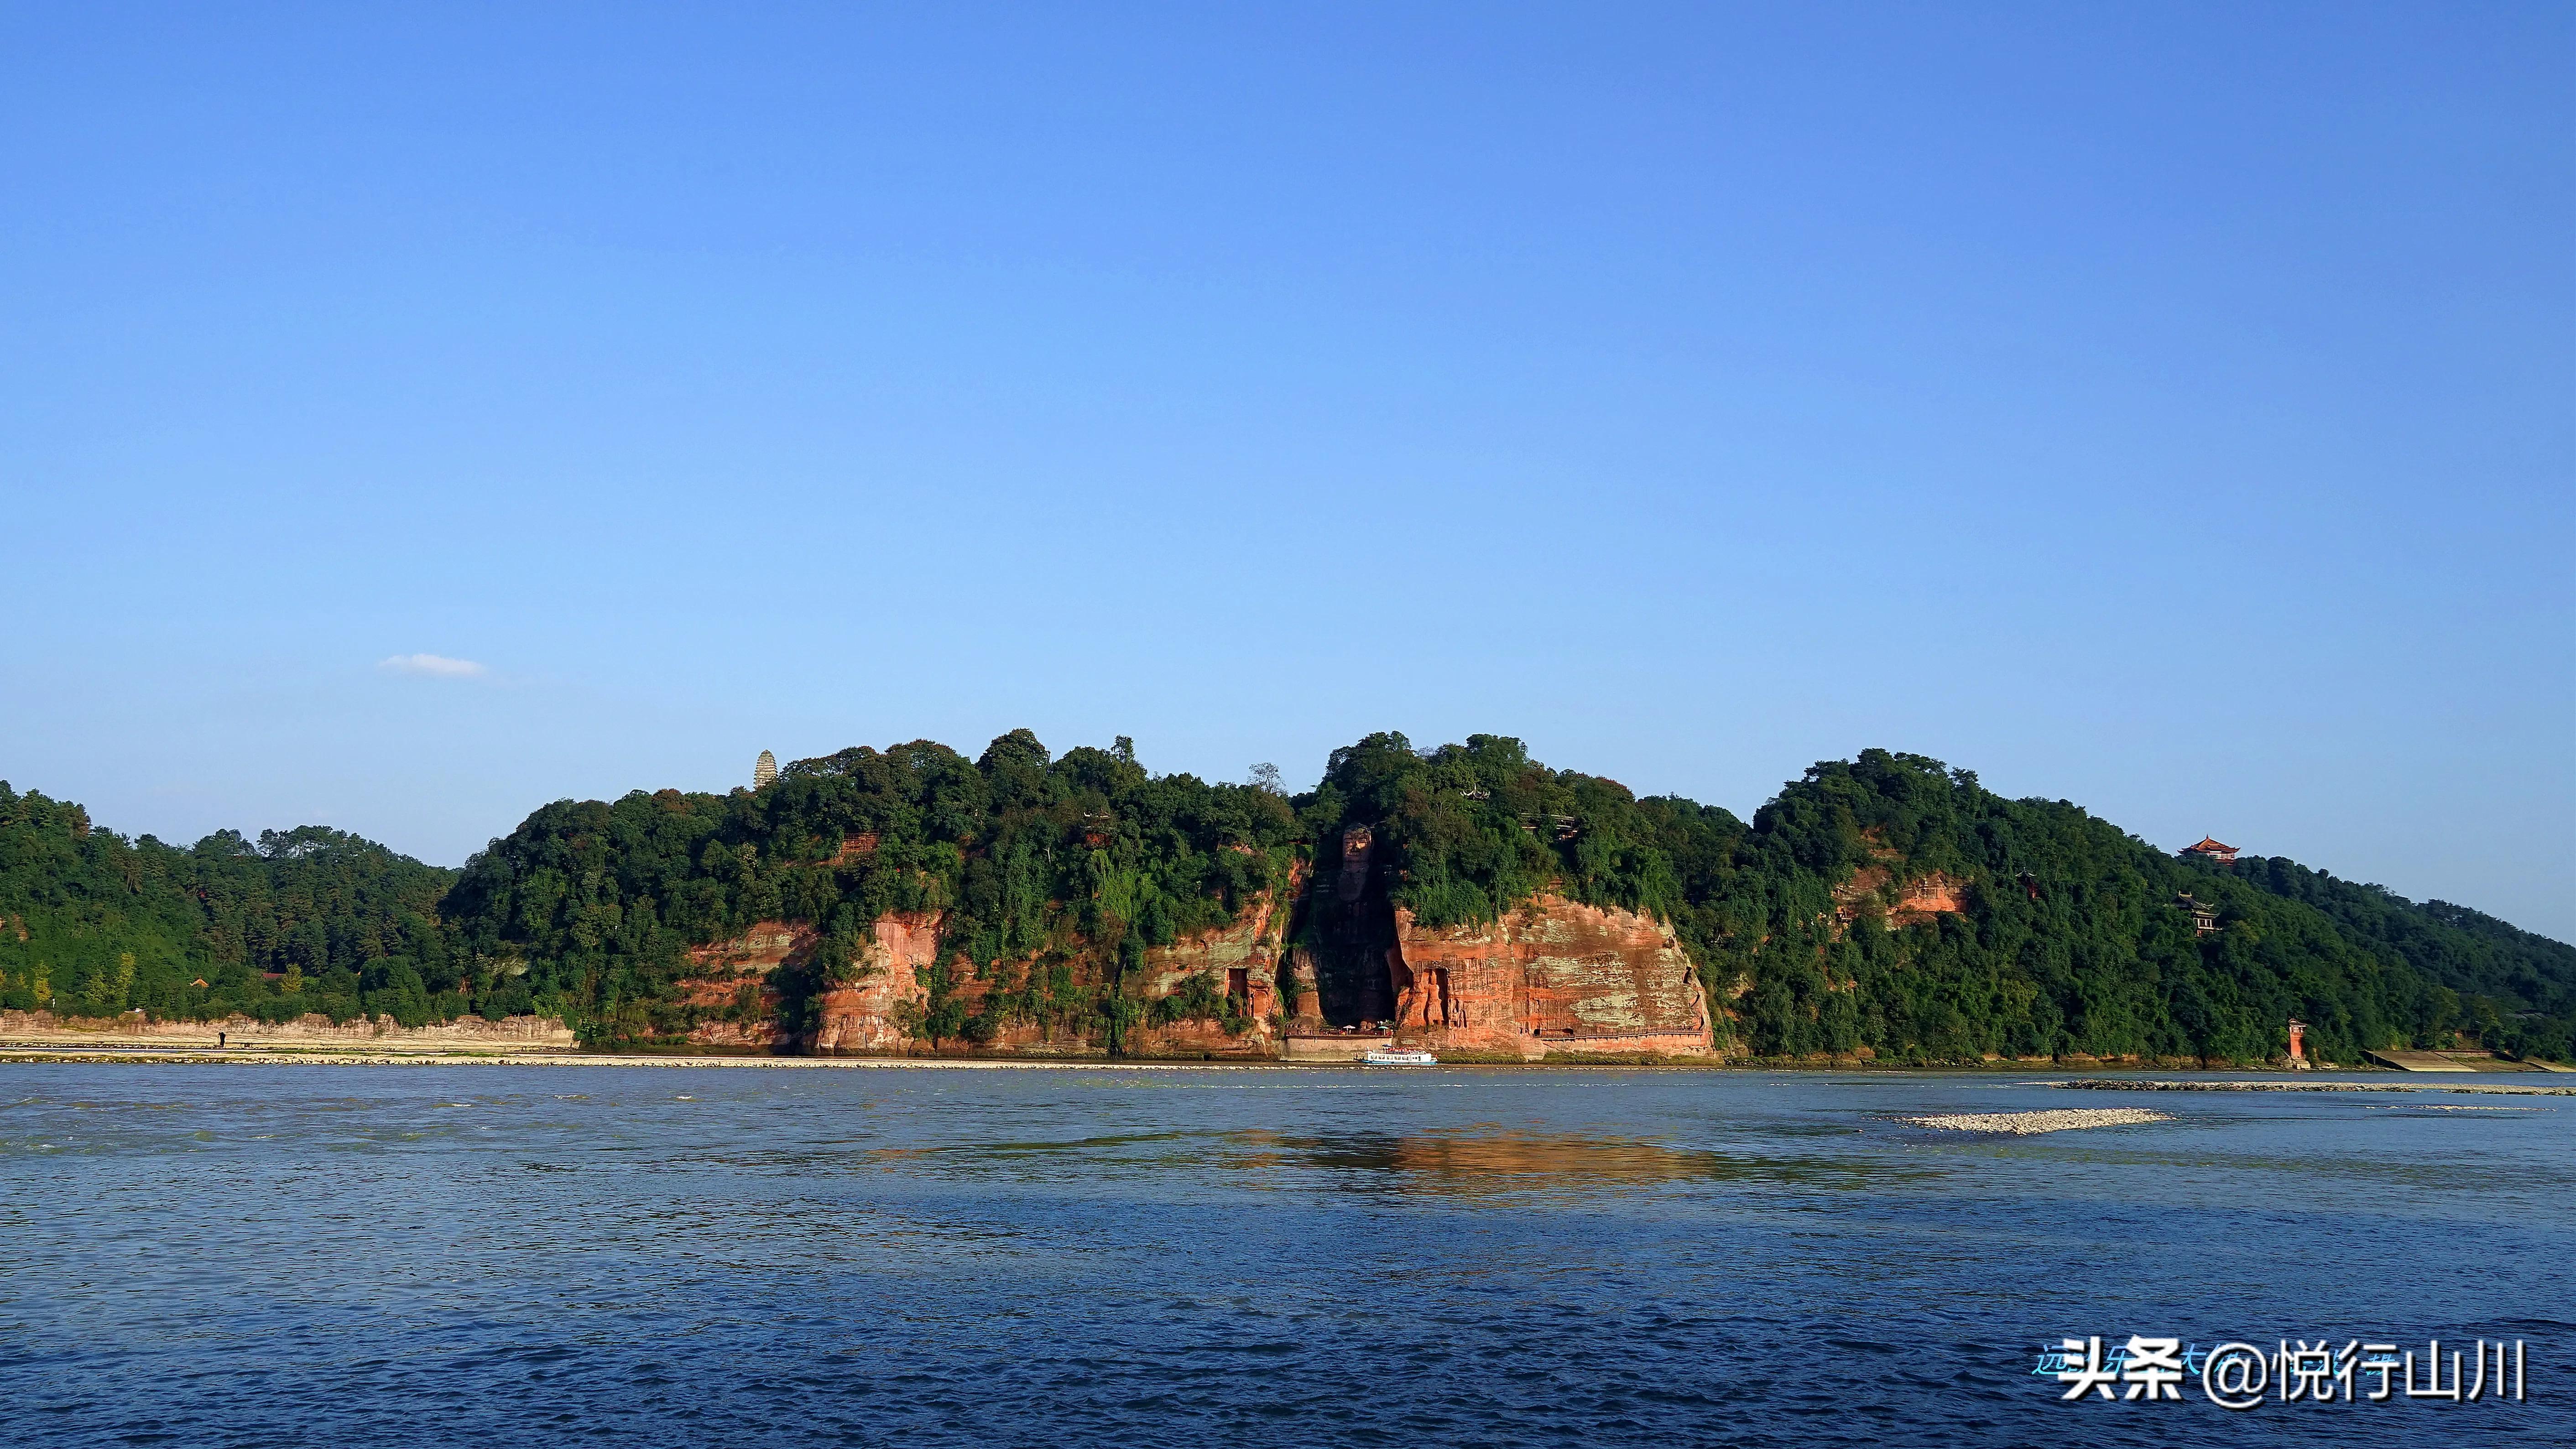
[673,823,1716,1062]
[1288,827,1399,1031]
[1284,818,1710,1060]
[1388,896,1712,1059]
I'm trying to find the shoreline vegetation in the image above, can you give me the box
[7,731,2573,1068]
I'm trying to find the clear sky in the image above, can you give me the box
[5,3,2570,937]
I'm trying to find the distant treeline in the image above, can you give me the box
[0,784,462,1026]
[4,734,2568,1063]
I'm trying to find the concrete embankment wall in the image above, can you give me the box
[1282,1032,1395,1061]
[1535,1029,1714,1058]
[0,1009,578,1053]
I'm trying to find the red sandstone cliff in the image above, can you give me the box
[1831,866,1971,928]
[811,912,939,1052]
[677,877,1298,1056]
[1386,895,1712,1059]
[678,913,939,1051]
[678,920,812,1048]
[673,860,1713,1060]
[1125,865,1301,1058]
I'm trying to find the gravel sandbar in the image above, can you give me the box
[1903,1107,2174,1135]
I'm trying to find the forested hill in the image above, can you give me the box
[443,733,1299,1044]
[0,782,461,1024]
[4,738,2569,1063]
[1698,752,2573,1064]
[2216,855,2576,1060]
[1304,736,2573,1064]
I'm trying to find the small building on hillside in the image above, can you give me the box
[2180,836,2238,865]
[2175,894,2219,937]
[754,750,777,789]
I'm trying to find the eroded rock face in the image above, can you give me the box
[1126,872,1298,1057]
[1832,867,1971,928]
[1889,872,1967,924]
[679,920,813,1048]
[809,912,938,1053]
[679,888,1295,1056]
[671,872,1705,1059]
[1388,896,1711,1058]
[678,914,936,1051]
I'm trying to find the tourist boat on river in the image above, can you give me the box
[1360,1046,1438,1066]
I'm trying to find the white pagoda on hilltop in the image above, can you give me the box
[754,750,777,788]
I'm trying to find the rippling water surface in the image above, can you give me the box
[1,1065,2566,1446]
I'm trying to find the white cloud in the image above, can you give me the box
[379,653,487,678]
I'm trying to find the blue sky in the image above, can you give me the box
[4,3,2570,936]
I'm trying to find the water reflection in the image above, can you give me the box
[1280,1130,1928,1195]
[1298,1129,1713,1186]
[857,1125,1925,1196]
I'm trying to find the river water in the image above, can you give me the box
[0,1064,2566,1446]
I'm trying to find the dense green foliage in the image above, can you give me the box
[1693,752,2452,1064]
[0,782,461,1025]
[9,734,2569,1064]
[1304,732,1711,928]
[1305,740,2575,1065]
[2220,855,2576,1062]
[444,733,1298,1044]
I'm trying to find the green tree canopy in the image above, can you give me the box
[7,736,2568,1064]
